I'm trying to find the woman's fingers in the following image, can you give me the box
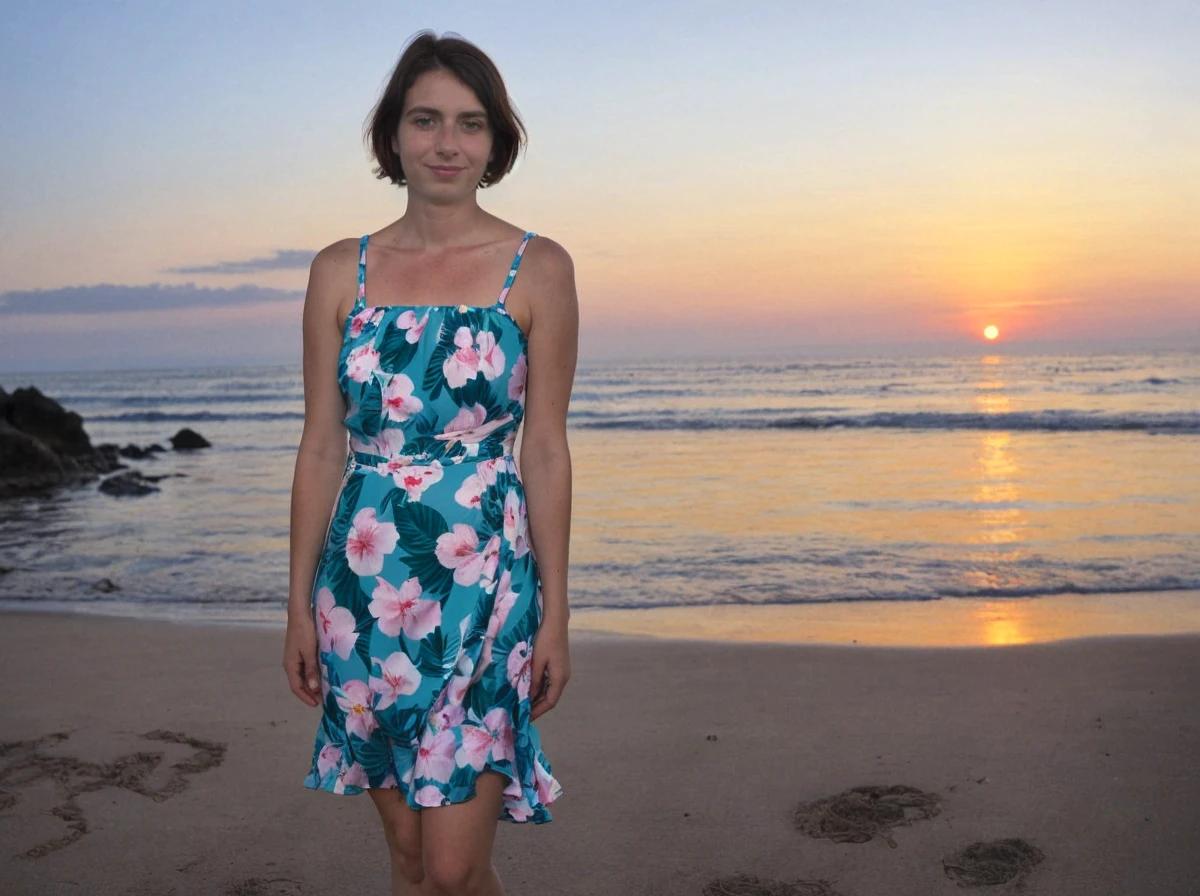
[530,661,568,721]
[283,628,322,707]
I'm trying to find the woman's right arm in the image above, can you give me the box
[283,240,353,707]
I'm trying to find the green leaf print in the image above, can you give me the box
[451,371,498,412]
[394,501,449,551]
[399,552,455,599]
[393,502,455,597]
[377,336,419,374]
[353,615,374,675]
[358,379,383,438]
[423,335,451,401]
[478,474,512,534]
[322,473,369,611]
[356,736,395,783]
[379,484,408,517]
[416,628,453,677]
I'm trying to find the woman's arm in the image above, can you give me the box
[283,240,355,706]
[519,237,579,666]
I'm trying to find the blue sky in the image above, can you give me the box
[1,0,1197,371]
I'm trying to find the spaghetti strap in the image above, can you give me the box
[496,231,536,307]
[353,234,369,313]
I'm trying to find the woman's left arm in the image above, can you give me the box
[518,237,579,719]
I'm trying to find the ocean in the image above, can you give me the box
[1,348,1197,627]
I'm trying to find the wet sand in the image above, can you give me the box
[1,609,1198,895]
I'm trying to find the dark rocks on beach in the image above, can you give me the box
[98,470,161,496]
[0,384,209,498]
[170,427,211,450]
[117,442,167,459]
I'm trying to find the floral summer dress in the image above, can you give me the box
[302,230,564,824]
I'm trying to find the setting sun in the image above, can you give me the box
[983,324,1000,341]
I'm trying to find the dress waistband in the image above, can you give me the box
[347,444,514,472]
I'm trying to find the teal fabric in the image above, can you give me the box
[302,231,563,823]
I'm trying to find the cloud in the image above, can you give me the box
[166,248,317,274]
[0,282,303,315]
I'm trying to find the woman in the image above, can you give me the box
[282,31,577,895]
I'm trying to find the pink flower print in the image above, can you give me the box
[369,650,422,711]
[477,456,503,485]
[315,587,358,660]
[454,472,487,509]
[534,755,563,804]
[485,707,517,764]
[414,784,447,807]
[316,743,341,778]
[435,523,487,586]
[479,534,501,591]
[434,404,514,449]
[507,795,534,822]
[414,728,457,786]
[335,680,378,742]
[390,460,444,501]
[357,426,408,460]
[429,686,467,731]
[507,640,533,701]
[346,507,399,576]
[470,569,518,685]
[382,373,423,421]
[427,670,469,731]
[475,329,506,381]
[345,343,381,383]
[334,759,369,794]
[347,307,379,339]
[443,326,481,388]
[456,455,505,509]
[395,308,430,343]
[368,574,441,640]
[502,776,523,800]
[502,490,531,558]
[375,454,415,476]
[456,707,515,771]
[446,668,471,707]
[508,352,528,403]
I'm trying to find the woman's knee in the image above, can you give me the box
[370,791,425,882]
[385,834,426,884]
[423,854,493,894]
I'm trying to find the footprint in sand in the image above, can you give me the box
[792,783,943,849]
[701,873,845,896]
[942,838,1045,886]
[0,728,226,859]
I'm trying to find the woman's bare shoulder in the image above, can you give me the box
[310,235,361,278]
[525,233,576,294]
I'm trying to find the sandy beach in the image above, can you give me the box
[1,608,1198,895]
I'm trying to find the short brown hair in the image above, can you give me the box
[364,31,528,189]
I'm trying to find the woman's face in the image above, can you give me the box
[393,68,494,193]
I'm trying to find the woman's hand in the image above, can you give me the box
[283,615,323,708]
[529,621,570,721]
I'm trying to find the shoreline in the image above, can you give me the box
[3,587,1199,648]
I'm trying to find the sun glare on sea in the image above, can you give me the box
[983,324,1000,341]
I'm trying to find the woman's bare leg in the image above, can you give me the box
[420,770,509,896]
[368,787,432,895]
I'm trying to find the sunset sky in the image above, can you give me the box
[1,0,1197,371]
